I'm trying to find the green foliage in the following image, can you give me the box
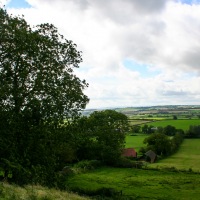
[74,160,102,171]
[71,110,129,165]
[141,124,154,134]
[185,125,200,138]
[144,133,171,156]
[162,125,177,136]
[131,125,141,133]
[143,132,184,157]
[88,110,129,164]
[0,8,88,186]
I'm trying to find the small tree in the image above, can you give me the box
[131,125,141,133]
[144,133,171,156]
[162,125,176,136]
[185,125,200,138]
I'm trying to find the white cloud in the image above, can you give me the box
[6,0,200,108]
[0,0,10,6]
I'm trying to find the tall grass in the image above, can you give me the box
[0,183,90,200]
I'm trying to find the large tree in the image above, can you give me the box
[0,8,89,185]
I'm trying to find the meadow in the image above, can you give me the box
[66,137,200,199]
[150,139,200,171]
[125,134,147,152]
[66,166,200,200]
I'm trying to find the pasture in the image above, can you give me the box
[147,119,200,131]
[66,167,200,200]
[125,134,147,152]
[67,138,200,199]
[151,139,200,171]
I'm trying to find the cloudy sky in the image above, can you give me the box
[1,0,200,109]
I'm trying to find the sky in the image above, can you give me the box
[1,0,200,109]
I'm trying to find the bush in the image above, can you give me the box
[115,157,143,168]
[74,160,102,170]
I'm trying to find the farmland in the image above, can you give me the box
[148,119,200,131]
[66,138,200,199]
[151,139,200,171]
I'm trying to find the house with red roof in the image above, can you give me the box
[122,148,137,158]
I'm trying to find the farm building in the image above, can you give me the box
[122,148,137,158]
[145,150,157,163]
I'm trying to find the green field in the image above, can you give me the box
[66,138,200,199]
[148,119,200,130]
[151,139,200,171]
[125,134,147,152]
[66,167,200,200]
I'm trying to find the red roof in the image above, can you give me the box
[122,148,137,158]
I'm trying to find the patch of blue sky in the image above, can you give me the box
[123,59,161,78]
[6,0,31,8]
[178,0,200,5]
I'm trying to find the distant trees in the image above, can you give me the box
[142,124,154,134]
[185,125,200,138]
[131,125,141,133]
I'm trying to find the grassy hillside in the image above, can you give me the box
[0,183,90,200]
[151,139,200,171]
[66,167,200,200]
[66,138,200,199]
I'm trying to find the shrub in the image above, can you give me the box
[74,160,102,171]
[115,157,143,168]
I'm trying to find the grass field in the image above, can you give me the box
[151,139,200,171]
[66,138,200,199]
[125,134,147,152]
[148,119,200,130]
[66,167,200,200]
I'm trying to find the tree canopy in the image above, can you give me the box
[72,110,129,165]
[0,8,89,186]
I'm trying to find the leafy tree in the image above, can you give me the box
[0,8,88,185]
[131,125,141,133]
[185,125,200,138]
[142,124,149,134]
[142,124,154,134]
[144,133,171,156]
[162,125,176,136]
[87,110,129,165]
